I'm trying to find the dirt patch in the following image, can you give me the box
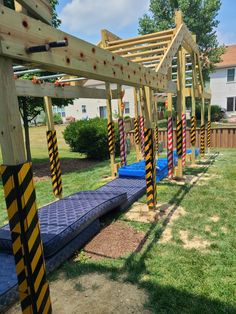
[6,273,150,314]
[125,202,159,223]
[83,221,146,260]
[221,226,228,233]
[210,215,220,223]
[179,230,211,250]
[204,225,217,237]
[33,158,99,180]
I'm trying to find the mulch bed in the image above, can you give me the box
[33,158,99,182]
[84,221,147,260]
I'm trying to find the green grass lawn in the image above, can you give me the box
[0,126,235,313]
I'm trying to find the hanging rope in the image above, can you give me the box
[134,116,140,145]
[182,113,187,166]
[118,117,127,166]
[139,116,145,158]
[107,121,115,154]
[167,116,174,178]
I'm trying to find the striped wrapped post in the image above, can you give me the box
[167,116,174,178]
[107,121,115,155]
[207,121,211,149]
[118,118,127,166]
[182,113,187,166]
[144,128,156,210]
[134,116,140,145]
[1,163,52,314]
[155,126,159,154]
[190,116,196,146]
[176,119,183,157]
[200,124,205,157]
[139,116,145,158]
[47,130,62,197]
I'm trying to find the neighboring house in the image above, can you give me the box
[63,80,134,121]
[210,45,236,117]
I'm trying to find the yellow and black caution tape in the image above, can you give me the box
[200,124,205,156]
[107,122,115,154]
[144,128,157,210]
[176,119,183,157]
[47,130,62,197]
[1,163,52,314]
[190,116,196,146]
[155,126,159,154]
[207,121,211,148]
[134,117,140,145]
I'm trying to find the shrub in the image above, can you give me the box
[53,113,63,125]
[63,118,120,160]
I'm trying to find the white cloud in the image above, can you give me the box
[59,0,149,36]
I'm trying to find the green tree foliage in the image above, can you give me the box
[139,0,224,81]
[64,118,121,160]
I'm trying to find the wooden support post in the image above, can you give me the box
[117,84,127,166]
[181,48,187,167]
[0,57,52,314]
[143,86,157,211]
[190,51,197,165]
[207,101,211,154]
[44,96,63,198]
[176,48,184,178]
[139,88,145,158]
[200,95,205,158]
[105,82,116,177]
[133,87,141,161]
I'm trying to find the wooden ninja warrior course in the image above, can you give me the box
[0,1,211,313]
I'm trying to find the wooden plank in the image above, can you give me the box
[0,57,26,164]
[101,29,121,47]
[16,0,52,25]
[0,5,168,91]
[106,34,173,51]
[122,47,166,59]
[132,55,163,63]
[110,41,170,55]
[108,29,174,46]
[15,79,119,99]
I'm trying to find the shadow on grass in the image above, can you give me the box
[54,153,233,313]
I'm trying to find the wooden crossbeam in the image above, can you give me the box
[133,55,163,63]
[110,41,170,55]
[107,29,174,46]
[0,5,170,91]
[106,34,173,51]
[15,0,52,24]
[122,47,167,59]
[15,79,119,99]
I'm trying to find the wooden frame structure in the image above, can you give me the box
[0,2,211,313]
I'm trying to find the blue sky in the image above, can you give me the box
[57,0,236,45]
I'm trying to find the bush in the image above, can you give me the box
[53,113,63,125]
[63,118,120,160]
[195,104,223,122]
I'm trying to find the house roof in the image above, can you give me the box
[216,45,236,68]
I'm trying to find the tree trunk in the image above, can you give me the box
[22,102,32,162]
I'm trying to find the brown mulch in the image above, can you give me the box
[83,221,147,260]
[32,158,99,181]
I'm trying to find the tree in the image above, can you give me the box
[139,0,224,81]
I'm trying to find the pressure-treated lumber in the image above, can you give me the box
[15,0,52,24]
[111,41,170,55]
[0,5,168,91]
[0,57,26,164]
[15,79,119,99]
[44,96,55,131]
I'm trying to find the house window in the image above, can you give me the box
[124,102,130,114]
[227,97,235,111]
[82,105,87,113]
[227,68,235,82]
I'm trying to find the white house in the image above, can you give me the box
[63,80,135,121]
[210,45,236,117]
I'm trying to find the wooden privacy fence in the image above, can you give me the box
[127,127,236,148]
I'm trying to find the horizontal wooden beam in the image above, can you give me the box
[106,34,173,51]
[16,0,52,25]
[122,47,166,59]
[15,79,119,99]
[133,55,163,63]
[0,5,169,91]
[111,41,170,55]
[107,29,174,46]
